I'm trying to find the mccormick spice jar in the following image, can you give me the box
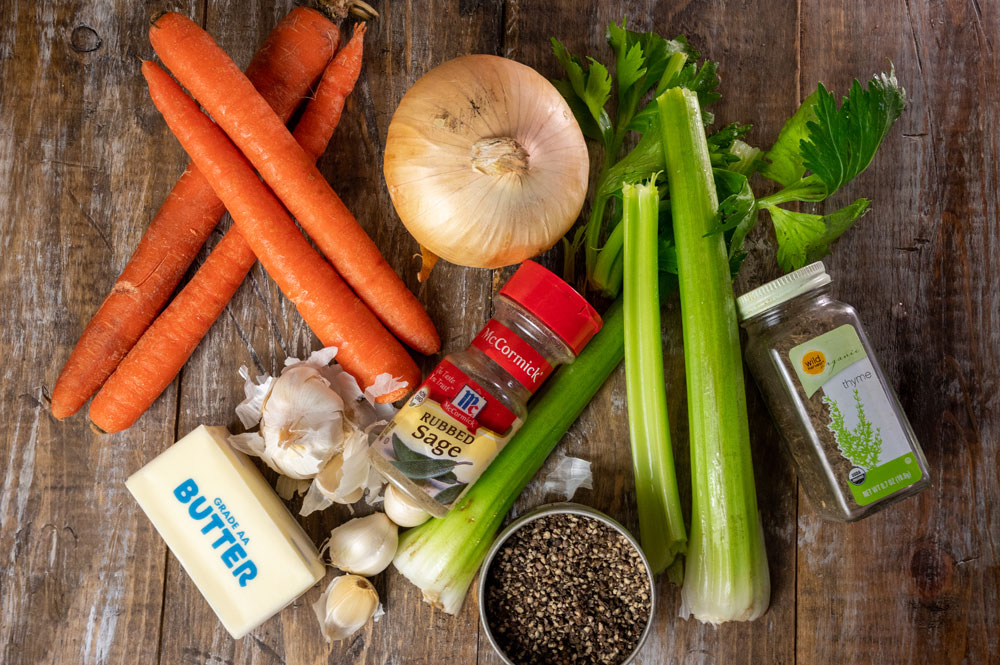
[369,261,602,517]
[737,262,931,522]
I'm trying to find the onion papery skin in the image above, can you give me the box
[384,55,589,269]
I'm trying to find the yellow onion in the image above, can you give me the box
[384,55,589,279]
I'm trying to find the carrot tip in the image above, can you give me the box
[149,9,171,28]
[89,420,109,435]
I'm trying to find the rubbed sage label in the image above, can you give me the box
[371,361,519,509]
[790,325,922,505]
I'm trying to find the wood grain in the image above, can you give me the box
[0,1,193,663]
[1,1,997,664]
[794,1,1000,663]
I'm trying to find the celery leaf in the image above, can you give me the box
[765,198,870,271]
[760,91,819,186]
[551,38,613,146]
[708,123,752,168]
[707,169,758,274]
[628,57,721,133]
[761,69,905,198]
[801,70,905,195]
[552,78,604,142]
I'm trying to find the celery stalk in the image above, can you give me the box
[657,87,770,623]
[622,179,686,574]
[392,301,625,614]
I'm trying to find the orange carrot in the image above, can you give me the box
[106,62,417,422]
[51,7,339,420]
[294,23,367,161]
[90,27,377,433]
[90,230,257,432]
[149,13,441,356]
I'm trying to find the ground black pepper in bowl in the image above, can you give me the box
[482,512,652,665]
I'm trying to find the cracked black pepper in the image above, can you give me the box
[484,513,651,665]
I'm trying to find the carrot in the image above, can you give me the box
[294,23,367,161]
[90,230,257,432]
[149,13,441,356]
[89,27,378,433]
[114,62,416,418]
[51,7,339,420]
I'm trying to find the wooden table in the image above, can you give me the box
[2,1,997,663]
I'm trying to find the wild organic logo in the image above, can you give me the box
[801,350,827,375]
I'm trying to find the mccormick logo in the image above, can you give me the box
[452,385,486,417]
[476,321,547,386]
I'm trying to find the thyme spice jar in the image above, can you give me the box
[737,262,930,522]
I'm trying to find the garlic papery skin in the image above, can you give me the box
[383,55,589,275]
[383,484,431,527]
[257,365,346,479]
[326,513,398,576]
[312,574,379,643]
[317,454,365,503]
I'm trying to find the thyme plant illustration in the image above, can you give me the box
[823,389,883,470]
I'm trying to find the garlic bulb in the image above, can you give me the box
[325,513,398,576]
[231,348,397,515]
[384,55,589,278]
[231,364,345,479]
[261,365,345,475]
[383,484,431,527]
[312,574,379,643]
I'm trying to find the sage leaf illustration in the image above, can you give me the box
[433,482,468,505]
[392,434,427,462]
[391,457,464,479]
[390,435,471,480]
[436,470,459,485]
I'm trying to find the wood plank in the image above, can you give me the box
[484,2,801,664]
[154,3,334,664]
[795,0,1000,662]
[151,1,503,663]
[0,1,202,663]
[349,1,504,662]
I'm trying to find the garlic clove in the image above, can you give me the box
[341,487,365,504]
[315,455,365,505]
[321,429,373,502]
[383,484,431,527]
[312,574,379,643]
[300,424,387,516]
[325,513,398,576]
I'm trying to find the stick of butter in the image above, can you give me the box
[127,425,325,638]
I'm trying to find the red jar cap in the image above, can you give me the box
[500,261,602,355]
